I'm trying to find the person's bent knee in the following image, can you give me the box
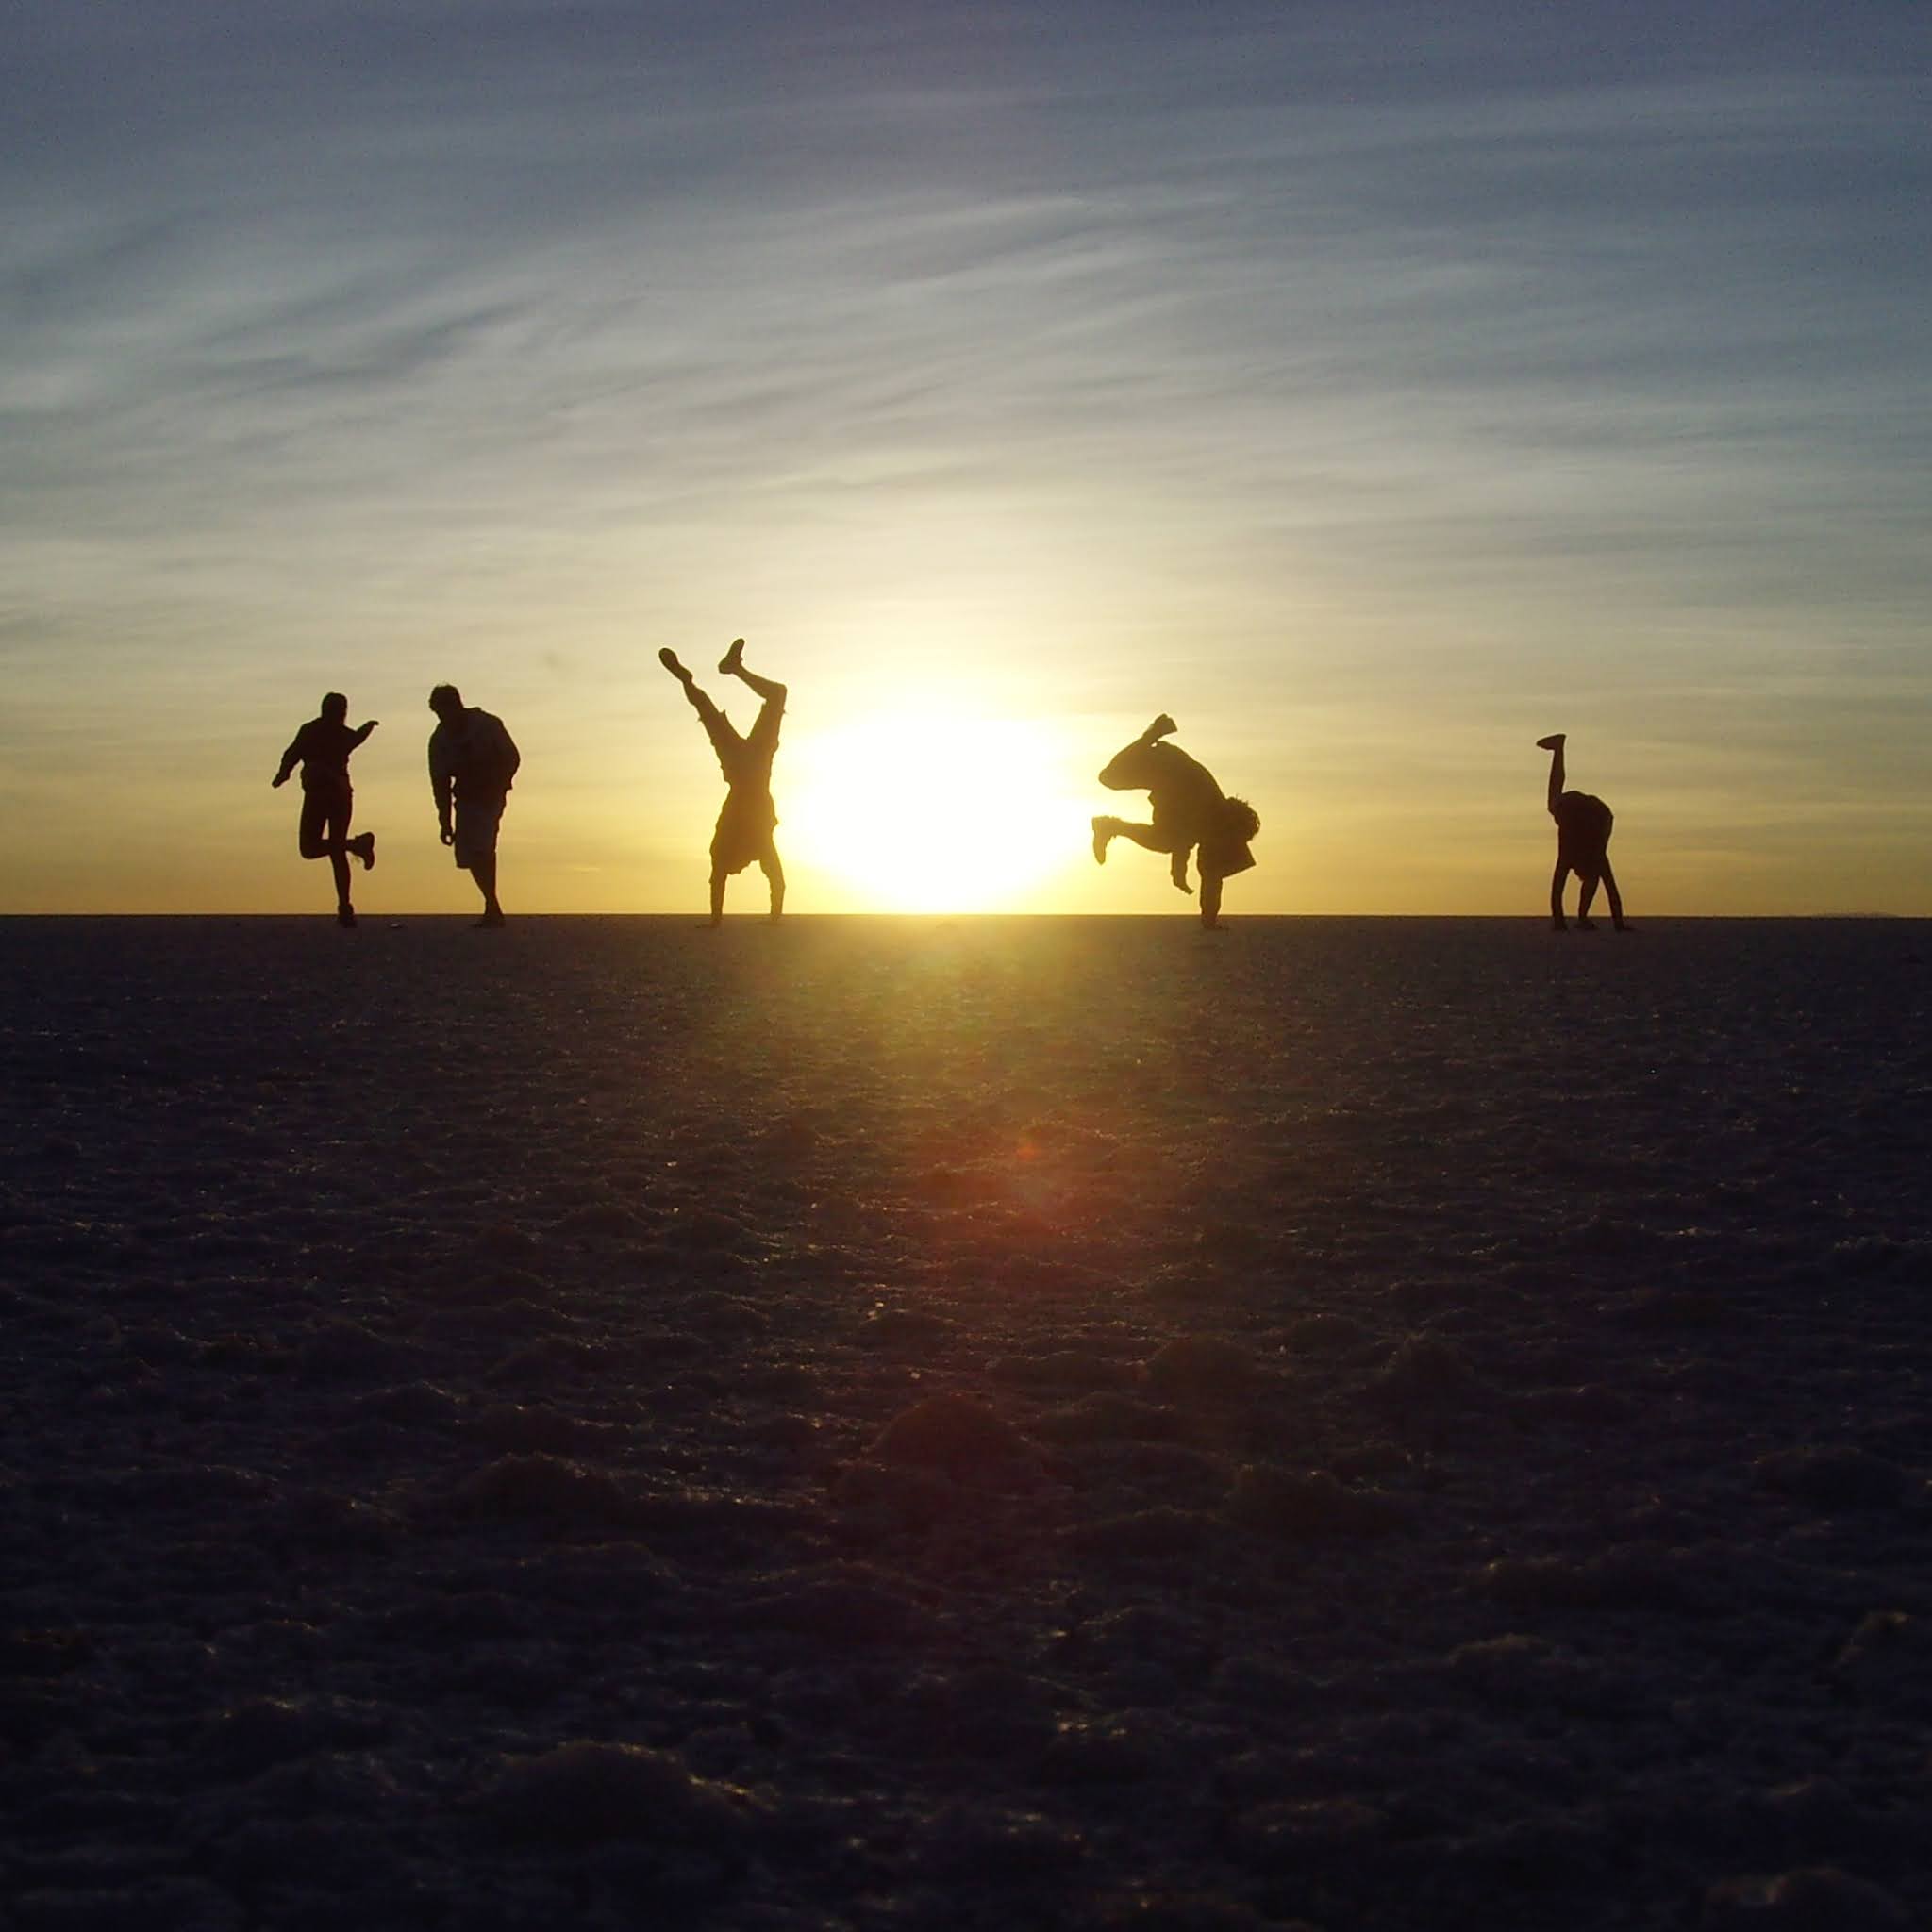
[299,836,329,859]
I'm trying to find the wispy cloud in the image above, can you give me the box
[3,2,1928,908]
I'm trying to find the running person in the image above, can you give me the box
[272,693,376,926]
[660,638,786,924]
[1091,714,1259,929]
[1539,733,1628,931]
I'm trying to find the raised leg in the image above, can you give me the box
[726,656,787,709]
[1106,820,1191,892]
[686,683,737,759]
[663,649,741,762]
[729,649,788,779]
[1108,821,1181,857]
[1540,733,1567,818]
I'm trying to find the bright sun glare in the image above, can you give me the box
[783,708,1084,912]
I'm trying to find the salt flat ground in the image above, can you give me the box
[2,915,1930,1932]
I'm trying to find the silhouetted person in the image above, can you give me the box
[428,684,520,926]
[1540,733,1627,931]
[272,692,376,926]
[1092,714,1258,929]
[660,638,786,924]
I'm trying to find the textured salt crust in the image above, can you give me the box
[1,914,1928,1931]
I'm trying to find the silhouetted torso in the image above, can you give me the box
[428,708,520,801]
[1553,790,1613,863]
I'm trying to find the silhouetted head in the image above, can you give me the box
[428,684,463,724]
[320,692,348,723]
[1223,796,1261,843]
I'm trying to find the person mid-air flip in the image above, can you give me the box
[272,692,377,926]
[1539,733,1628,932]
[1091,714,1259,929]
[660,637,786,924]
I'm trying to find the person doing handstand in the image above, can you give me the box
[660,638,786,923]
[272,692,376,926]
[1091,714,1259,929]
[1539,732,1628,931]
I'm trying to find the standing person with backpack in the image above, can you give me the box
[428,684,521,926]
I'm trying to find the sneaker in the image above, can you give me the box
[718,637,745,675]
[1536,734,1566,751]
[338,907,358,927]
[658,648,690,681]
[1091,817,1112,864]
[352,833,375,871]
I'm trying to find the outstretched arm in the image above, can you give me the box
[352,720,379,747]
[1098,723,1175,792]
[272,730,302,787]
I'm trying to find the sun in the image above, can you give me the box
[782,706,1087,912]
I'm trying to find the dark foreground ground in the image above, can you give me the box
[2,915,1930,1931]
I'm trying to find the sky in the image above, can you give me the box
[3,1,1928,915]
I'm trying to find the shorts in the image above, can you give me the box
[454,791,507,871]
[298,780,351,853]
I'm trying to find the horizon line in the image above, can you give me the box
[1,910,1922,924]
